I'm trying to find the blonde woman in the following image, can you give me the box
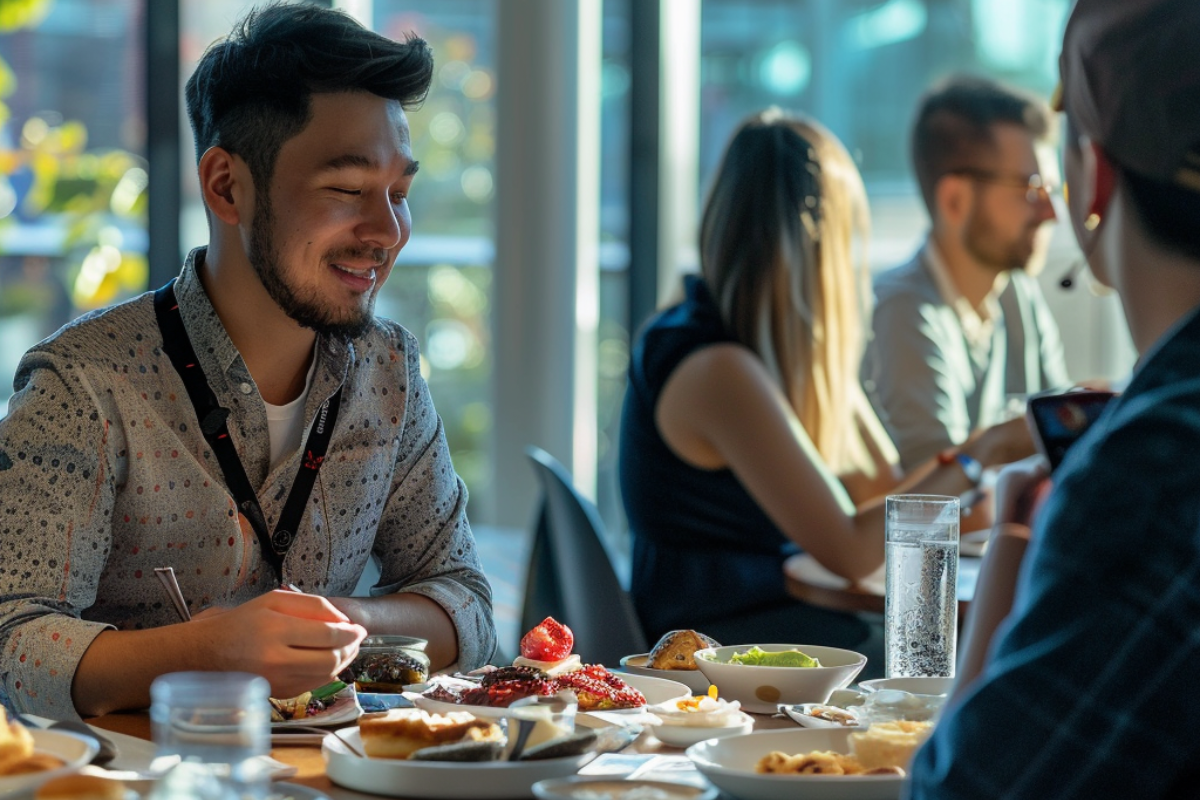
[618,110,1032,662]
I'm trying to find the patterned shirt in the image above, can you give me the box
[907,303,1200,798]
[0,249,495,718]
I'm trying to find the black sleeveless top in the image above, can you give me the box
[619,276,800,637]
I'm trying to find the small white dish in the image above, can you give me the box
[780,704,865,729]
[649,712,754,748]
[858,677,953,697]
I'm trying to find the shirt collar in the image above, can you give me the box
[923,239,1004,348]
[174,246,352,387]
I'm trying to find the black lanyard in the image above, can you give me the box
[153,280,342,581]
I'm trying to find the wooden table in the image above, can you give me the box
[783,551,982,617]
[88,705,795,799]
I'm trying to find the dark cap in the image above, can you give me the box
[1058,0,1200,191]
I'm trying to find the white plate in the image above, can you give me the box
[411,672,691,720]
[649,711,754,748]
[619,654,712,694]
[322,727,594,799]
[780,704,865,730]
[272,684,362,728]
[0,729,100,797]
[687,728,904,800]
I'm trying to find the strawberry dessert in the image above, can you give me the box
[424,617,646,711]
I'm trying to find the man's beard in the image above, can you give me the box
[247,196,381,341]
[963,209,1040,274]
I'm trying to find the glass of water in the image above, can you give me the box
[150,671,271,799]
[884,495,960,678]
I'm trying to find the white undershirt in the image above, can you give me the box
[263,348,319,471]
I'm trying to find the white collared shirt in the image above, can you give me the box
[923,241,1005,370]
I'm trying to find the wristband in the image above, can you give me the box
[937,448,983,486]
[954,453,983,485]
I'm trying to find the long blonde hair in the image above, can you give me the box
[699,109,875,472]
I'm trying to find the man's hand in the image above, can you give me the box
[993,454,1052,528]
[189,590,366,699]
[971,416,1038,467]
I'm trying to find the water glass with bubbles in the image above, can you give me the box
[884,495,959,678]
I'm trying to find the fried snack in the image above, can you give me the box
[0,706,37,776]
[35,774,126,800]
[647,630,720,670]
[848,720,934,771]
[756,748,906,777]
[756,749,865,775]
[358,708,502,760]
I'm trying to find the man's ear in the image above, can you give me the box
[197,146,253,226]
[934,174,972,227]
[1084,140,1116,219]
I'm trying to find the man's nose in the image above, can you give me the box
[357,196,404,250]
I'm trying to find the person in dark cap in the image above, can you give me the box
[908,0,1200,797]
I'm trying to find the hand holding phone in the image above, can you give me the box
[1026,389,1116,471]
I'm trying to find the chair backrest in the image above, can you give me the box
[521,445,648,665]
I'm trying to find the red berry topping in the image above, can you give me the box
[519,616,575,661]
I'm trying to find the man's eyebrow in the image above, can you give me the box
[322,154,375,171]
[320,154,419,178]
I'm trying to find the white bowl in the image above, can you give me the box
[620,653,712,694]
[687,728,905,800]
[858,676,953,696]
[693,645,866,715]
[649,711,755,748]
[533,776,719,800]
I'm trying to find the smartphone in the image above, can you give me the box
[1026,389,1116,471]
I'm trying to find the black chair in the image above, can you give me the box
[521,445,648,665]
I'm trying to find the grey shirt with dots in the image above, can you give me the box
[0,248,495,718]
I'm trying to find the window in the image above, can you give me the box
[0,0,148,413]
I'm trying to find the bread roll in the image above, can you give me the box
[358,708,502,760]
[647,630,720,670]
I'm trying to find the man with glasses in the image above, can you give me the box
[862,75,1069,475]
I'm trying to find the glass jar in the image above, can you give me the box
[344,635,431,692]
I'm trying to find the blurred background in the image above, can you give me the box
[0,0,1133,586]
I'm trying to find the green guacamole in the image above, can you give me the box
[728,646,820,668]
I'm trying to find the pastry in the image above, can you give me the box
[35,774,126,800]
[358,708,502,760]
[647,630,720,670]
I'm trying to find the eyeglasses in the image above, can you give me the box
[947,168,1062,205]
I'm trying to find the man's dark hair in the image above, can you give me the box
[184,2,433,193]
[911,74,1053,215]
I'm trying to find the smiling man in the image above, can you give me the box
[0,3,495,720]
[862,76,1069,473]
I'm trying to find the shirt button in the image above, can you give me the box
[239,382,253,394]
